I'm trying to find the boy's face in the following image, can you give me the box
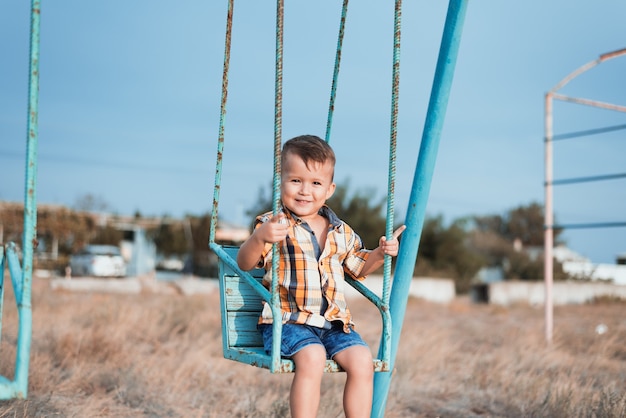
[281,152,336,221]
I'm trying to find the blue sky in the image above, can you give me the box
[1,1,625,264]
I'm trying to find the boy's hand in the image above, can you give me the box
[378,225,406,256]
[256,212,289,244]
[238,213,289,271]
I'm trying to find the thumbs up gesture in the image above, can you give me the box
[379,225,406,257]
[257,212,290,244]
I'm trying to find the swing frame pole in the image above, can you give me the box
[371,1,468,416]
[0,0,40,400]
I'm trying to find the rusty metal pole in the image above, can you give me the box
[543,92,554,344]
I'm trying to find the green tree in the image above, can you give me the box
[188,214,218,277]
[473,201,564,246]
[73,194,110,212]
[93,225,124,246]
[471,202,568,281]
[326,183,387,250]
[152,218,189,257]
[245,182,274,221]
[416,215,485,293]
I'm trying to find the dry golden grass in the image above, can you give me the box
[0,277,624,418]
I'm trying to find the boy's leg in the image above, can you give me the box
[290,344,327,418]
[260,323,328,418]
[332,344,374,418]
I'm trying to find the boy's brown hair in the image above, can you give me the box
[281,135,336,177]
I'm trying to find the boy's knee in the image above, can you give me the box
[349,357,374,380]
[293,344,327,371]
[335,346,373,374]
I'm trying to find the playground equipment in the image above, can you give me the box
[543,47,626,344]
[208,1,468,416]
[6,0,468,413]
[0,0,40,400]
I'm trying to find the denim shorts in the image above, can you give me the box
[258,322,368,359]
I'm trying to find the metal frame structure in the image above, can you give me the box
[209,1,468,416]
[543,47,626,343]
[0,0,41,400]
[7,2,469,415]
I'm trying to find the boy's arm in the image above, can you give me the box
[236,213,289,271]
[358,225,406,277]
[236,230,268,271]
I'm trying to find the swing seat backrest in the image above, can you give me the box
[218,246,345,372]
[218,246,393,373]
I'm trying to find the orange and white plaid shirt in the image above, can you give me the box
[255,205,371,333]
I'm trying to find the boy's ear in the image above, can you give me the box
[325,182,336,200]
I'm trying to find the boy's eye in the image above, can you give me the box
[313,181,322,186]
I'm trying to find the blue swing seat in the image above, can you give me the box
[217,246,389,373]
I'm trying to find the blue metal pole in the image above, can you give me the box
[15,0,41,399]
[371,1,468,416]
[0,250,5,342]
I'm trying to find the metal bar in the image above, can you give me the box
[549,48,626,93]
[600,47,626,60]
[552,123,626,141]
[6,244,23,305]
[0,0,41,400]
[551,93,626,113]
[0,249,5,345]
[548,172,626,186]
[13,0,40,399]
[344,277,391,372]
[372,1,468,416]
[544,93,554,345]
[550,60,599,93]
[553,222,626,230]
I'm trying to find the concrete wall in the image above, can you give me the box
[484,281,626,306]
[346,275,456,304]
[562,261,626,285]
[51,277,142,294]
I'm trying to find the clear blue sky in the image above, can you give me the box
[2,1,625,264]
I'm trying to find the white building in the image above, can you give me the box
[554,245,626,285]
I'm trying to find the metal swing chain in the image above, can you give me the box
[269,0,285,372]
[383,0,402,304]
[209,0,234,245]
[325,0,350,143]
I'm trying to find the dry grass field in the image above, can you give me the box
[0,275,624,418]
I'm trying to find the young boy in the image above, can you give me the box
[237,135,405,418]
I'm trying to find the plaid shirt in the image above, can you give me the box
[255,205,371,333]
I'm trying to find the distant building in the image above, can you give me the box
[214,220,250,244]
[553,244,626,285]
[473,243,626,286]
[474,266,504,284]
[118,224,157,277]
